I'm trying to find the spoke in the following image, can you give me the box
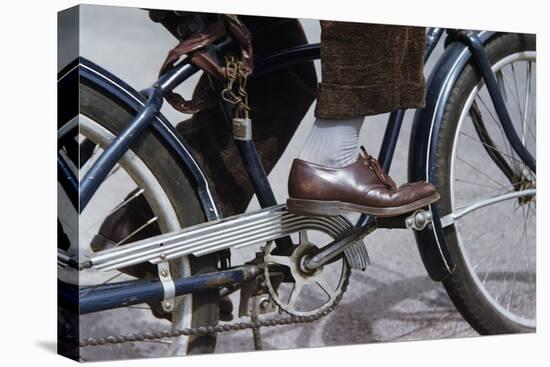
[299,231,309,245]
[526,117,536,143]
[471,232,497,269]
[114,216,158,247]
[501,64,537,171]
[482,263,495,286]
[464,198,522,274]
[470,214,515,270]
[476,94,503,131]
[287,282,304,308]
[476,94,516,162]
[475,179,529,197]
[520,205,529,243]
[455,178,501,190]
[109,188,146,216]
[505,206,529,306]
[513,203,524,213]
[526,202,535,220]
[104,164,123,182]
[456,155,507,189]
[495,272,509,304]
[80,272,125,297]
[81,188,145,234]
[315,277,335,300]
[80,146,122,181]
[80,144,100,174]
[499,66,524,134]
[509,63,525,124]
[506,268,518,312]
[459,130,527,167]
[519,205,531,258]
[266,255,292,267]
[477,223,519,287]
[496,70,508,103]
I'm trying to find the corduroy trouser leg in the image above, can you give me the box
[315,21,426,119]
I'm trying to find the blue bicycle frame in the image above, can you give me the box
[57,27,535,315]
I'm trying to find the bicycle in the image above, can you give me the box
[57,10,536,359]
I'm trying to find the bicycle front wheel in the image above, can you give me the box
[433,33,536,334]
[58,82,220,359]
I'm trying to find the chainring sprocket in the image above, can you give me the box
[263,231,350,317]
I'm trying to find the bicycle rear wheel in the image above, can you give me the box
[432,33,536,334]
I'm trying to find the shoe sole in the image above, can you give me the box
[286,192,440,217]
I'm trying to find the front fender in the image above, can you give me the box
[58,57,221,221]
[408,31,496,281]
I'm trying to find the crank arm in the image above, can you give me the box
[302,208,434,271]
[303,220,376,272]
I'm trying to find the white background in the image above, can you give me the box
[0,0,547,366]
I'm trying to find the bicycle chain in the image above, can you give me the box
[77,269,350,347]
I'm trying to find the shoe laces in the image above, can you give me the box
[360,146,397,190]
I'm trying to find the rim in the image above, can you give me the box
[58,114,194,354]
[448,51,536,328]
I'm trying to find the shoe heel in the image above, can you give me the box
[286,198,341,217]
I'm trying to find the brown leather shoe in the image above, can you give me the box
[287,147,439,217]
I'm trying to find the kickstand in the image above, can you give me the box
[251,300,263,350]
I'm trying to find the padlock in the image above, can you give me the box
[233,117,252,141]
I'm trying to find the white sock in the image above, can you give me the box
[298,117,364,167]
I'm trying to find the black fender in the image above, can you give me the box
[408,31,496,281]
[57,57,221,221]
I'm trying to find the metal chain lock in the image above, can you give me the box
[222,56,252,141]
